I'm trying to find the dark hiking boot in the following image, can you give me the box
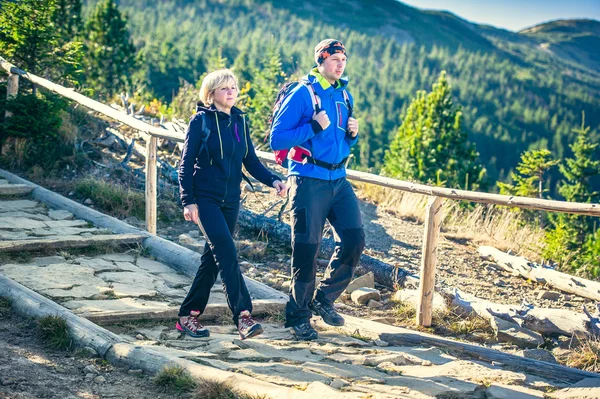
[238,310,264,340]
[309,300,345,326]
[291,322,318,341]
[176,310,209,338]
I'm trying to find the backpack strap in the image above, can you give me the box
[301,80,321,113]
[342,89,353,118]
[196,112,212,160]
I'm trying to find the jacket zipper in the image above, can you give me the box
[222,117,236,202]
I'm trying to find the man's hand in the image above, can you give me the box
[347,117,359,137]
[313,110,330,130]
[273,180,289,197]
[183,204,199,225]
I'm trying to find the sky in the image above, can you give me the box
[399,0,600,31]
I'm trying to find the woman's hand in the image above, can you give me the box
[273,180,288,197]
[183,204,199,224]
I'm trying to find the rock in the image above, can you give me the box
[330,378,349,389]
[345,272,375,294]
[128,369,144,376]
[84,365,100,374]
[68,191,75,196]
[486,384,544,399]
[373,339,389,347]
[494,318,544,348]
[367,299,384,308]
[351,287,381,305]
[84,198,93,205]
[135,334,145,340]
[48,209,74,220]
[572,378,600,387]
[178,233,206,252]
[93,375,106,384]
[82,346,98,357]
[517,348,557,364]
[494,279,507,287]
[85,373,95,380]
[163,331,182,340]
[537,290,561,301]
[188,229,200,238]
[547,386,600,399]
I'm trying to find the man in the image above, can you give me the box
[270,39,366,340]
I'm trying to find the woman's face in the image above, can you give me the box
[212,78,238,110]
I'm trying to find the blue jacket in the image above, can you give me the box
[179,104,279,206]
[270,69,358,181]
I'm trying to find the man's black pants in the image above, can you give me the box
[178,196,252,325]
[285,176,366,328]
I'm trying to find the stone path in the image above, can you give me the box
[0,177,597,399]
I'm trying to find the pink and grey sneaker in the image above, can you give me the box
[237,310,263,340]
[175,310,209,338]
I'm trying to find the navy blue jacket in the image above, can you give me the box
[179,104,279,206]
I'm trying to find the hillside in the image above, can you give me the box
[85,0,600,193]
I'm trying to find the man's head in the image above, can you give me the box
[314,39,347,84]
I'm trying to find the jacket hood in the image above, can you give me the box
[306,69,349,94]
[195,102,245,116]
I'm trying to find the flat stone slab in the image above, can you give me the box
[75,257,119,272]
[487,384,545,399]
[64,297,175,315]
[110,283,157,298]
[48,209,74,220]
[0,200,40,212]
[32,256,68,266]
[142,345,219,360]
[98,253,136,263]
[41,285,113,300]
[97,271,158,287]
[0,263,107,293]
[547,386,600,399]
[136,257,175,274]
[157,272,190,288]
[231,362,331,388]
[0,211,51,221]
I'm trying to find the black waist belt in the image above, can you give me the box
[302,156,348,170]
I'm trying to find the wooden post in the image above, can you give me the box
[2,73,19,155]
[416,196,443,327]
[145,135,158,235]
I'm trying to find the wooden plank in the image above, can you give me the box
[84,299,287,325]
[145,135,157,234]
[0,184,33,196]
[479,246,600,302]
[417,196,443,327]
[0,233,145,252]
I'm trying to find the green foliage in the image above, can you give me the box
[243,47,287,146]
[83,0,137,99]
[38,315,72,350]
[192,378,269,399]
[153,365,196,394]
[384,71,486,190]
[0,0,83,84]
[0,91,76,169]
[498,149,559,198]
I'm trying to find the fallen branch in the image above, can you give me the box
[479,246,600,302]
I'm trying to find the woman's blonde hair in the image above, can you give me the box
[199,69,238,105]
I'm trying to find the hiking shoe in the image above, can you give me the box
[176,311,209,338]
[291,322,318,341]
[238,310,263,340]
[309,300,345,326]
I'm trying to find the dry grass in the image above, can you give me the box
[356,182,546,261]
[153,365,197,394]
[192,378,269,399]
[566,338,600,372]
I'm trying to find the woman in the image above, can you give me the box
[177,69,287,340]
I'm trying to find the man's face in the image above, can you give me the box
[319,53,347,83]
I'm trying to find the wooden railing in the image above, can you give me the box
[2,56,599,327]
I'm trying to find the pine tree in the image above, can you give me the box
[244,47,286,146]
[498,149,559,199]
[52,0,83,43]
[383,71,485,190]
[83,0,137,99]
[0,0,82,84]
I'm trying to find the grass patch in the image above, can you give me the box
[349,328,372,342]
[432,308,494,339]
[75,177,145,219]
[192,378,269,399]
[567,338,600,372]
[261,310,286,325]
[38,315,72,350]
[153,365,197,394]
[393,300,417,321]
[0,297,11,316]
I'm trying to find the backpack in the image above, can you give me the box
[266,79,352,168]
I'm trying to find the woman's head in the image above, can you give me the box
[199,69,239,110]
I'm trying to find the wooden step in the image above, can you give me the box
[0,233,147,253]
[0,184,34,196]
[82,299,287,325]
